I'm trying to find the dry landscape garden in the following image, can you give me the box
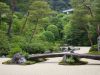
[0,0,100,75]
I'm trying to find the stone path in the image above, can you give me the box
[0,47,100,75]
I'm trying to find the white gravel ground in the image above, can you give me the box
[0,47,100,75]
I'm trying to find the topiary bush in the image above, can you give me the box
[22,42,46,54]
[47,25,59,40]
[39,31,55,42]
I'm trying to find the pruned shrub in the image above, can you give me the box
[39,31,55,42]
[47,25,59,40]
[22,43,46,54]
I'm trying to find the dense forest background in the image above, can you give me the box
[0,0,100,56]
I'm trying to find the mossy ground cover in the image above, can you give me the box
[2,58,47,65]
[88,45,100,55]
[59,55,88,65]
[88,51,100,55]
[59,60,88,65]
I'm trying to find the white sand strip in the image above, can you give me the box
[0,47,100,75]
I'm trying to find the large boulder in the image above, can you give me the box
[12,53,26,64]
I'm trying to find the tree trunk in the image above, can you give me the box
[97,25,100,36]
[85,27,93,46]
[20,12,29,33]
[29,24,38,42]
[29,53,100,60]
[7,0,16,37]
[87,31,93,46]
[7,16,13,37]
[0,12,1,26]
[29,19,38,42]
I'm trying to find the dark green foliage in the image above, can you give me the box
[63,0,98,46]
[0,31,9,56]
[0,0,100,57]
[88,45,100,55]
[89,45,98,52]
[0,2,10,13]
[92,0,100,22]
[40,31,55,42]
[8,45,28,58]
[47,0,70,12]
[21,43,46,54]
[64,24,90,46]
[0,2,10,26]
[47,25,59,40]
[21,39,60,54]
[8,46,22,57]
[50,14,67,39]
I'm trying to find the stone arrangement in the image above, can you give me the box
[12,53,26,64]
[97,36,100,51]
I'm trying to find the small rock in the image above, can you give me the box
[2,55,6,58]
[62,54,67,62]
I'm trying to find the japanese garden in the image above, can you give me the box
[0,0,100,75]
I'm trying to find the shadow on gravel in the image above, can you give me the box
[87,64,100,65]
[38,61,58,64]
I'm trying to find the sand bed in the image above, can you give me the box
[0,47,100,75]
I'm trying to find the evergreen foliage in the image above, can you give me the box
[0,0,100,56]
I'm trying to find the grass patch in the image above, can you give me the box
[2,60,12,64]
[2,60,35,65]
[88,44,100,55]
[59,60,88,65]
[21,61,36,65]
[88,51,100,55]
[2,58,47,65]
[59,55,88,65]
